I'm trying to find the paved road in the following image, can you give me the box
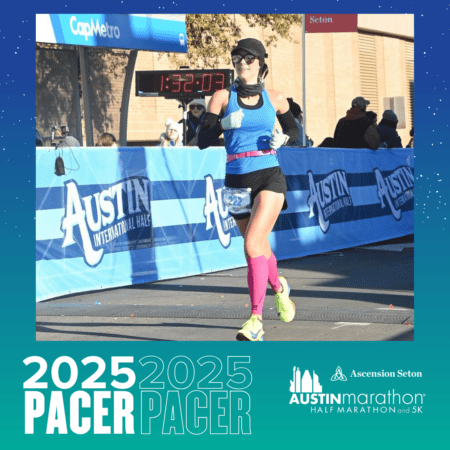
[36,236,414,342]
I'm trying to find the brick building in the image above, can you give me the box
[36,14,414,147]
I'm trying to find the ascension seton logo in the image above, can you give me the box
[374,165,414,220]
[331,367,348,382]
[60,177,152,267]
[203,175,236,248]
[307,170,353,233]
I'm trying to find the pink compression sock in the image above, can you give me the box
[267,252,281,292]
[247,255,269,316]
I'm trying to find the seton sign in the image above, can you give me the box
[305,14,358,33]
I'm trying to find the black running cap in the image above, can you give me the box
[231,38,268,59]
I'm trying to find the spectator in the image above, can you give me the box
[96,132,118,147]
[54,127,81,148]
[180,99,219,146]
[406,126,414,148]
[36,130,44,147]
[160,118,183,147]
[333,97,380,150]
[366,111,378,125]
[287,97,313,147]
[377,110,402,148]
[318,137,335,148]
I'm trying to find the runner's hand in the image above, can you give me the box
[221,109,244,130]
[270,129,289,149]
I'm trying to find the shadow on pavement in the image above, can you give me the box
[384,327,414,341]
[36,323,171,341]
[131,283,412,307]
[36,320,241,342]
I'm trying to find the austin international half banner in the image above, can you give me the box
[36,146,413,301]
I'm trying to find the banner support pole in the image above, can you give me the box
[302,14,306,147]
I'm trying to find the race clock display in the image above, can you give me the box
[135,69,234,98]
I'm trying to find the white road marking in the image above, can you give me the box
[332,322,370,329]
[377,307,412,310]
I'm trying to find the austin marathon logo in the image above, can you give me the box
[374,165,414,220]
[61,177,152,267]
[203,175,237,248]
[288,366,424,414]
[307,170,353,233]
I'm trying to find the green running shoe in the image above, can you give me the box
[275,276,295,322]
[236,316,264,341]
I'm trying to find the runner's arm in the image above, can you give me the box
[197,113,223,149]
[277,110,299,145]
[269,89,299,145]
[198,89,228,149]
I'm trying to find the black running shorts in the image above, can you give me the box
[224,166,288,219]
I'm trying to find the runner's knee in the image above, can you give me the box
[244,237,264,259]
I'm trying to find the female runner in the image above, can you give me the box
[198,38,299,341]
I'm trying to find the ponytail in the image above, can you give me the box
[259,62,269,79]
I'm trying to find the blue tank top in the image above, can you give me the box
[224,86,278,174]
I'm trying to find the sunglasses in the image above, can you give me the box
[231,54,259,65]
[189,105,204,111]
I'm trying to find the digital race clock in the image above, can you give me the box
[135,69,234,99]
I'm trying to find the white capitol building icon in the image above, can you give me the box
[289,367,323,393]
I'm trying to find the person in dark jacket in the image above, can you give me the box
[333,97,380,149]
[366,111,377,125]
[406,126,414,148]
[318,137,335,148]
[377,110,402,148]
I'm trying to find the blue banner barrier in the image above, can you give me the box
[36,146,414,302]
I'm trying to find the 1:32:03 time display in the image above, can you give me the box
[136,69,234,98]
[161,72,223,93]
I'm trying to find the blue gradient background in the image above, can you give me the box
[1,1,449,448]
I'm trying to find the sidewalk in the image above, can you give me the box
[36,236,414,342]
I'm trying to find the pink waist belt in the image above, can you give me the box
[226,149,276,164]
